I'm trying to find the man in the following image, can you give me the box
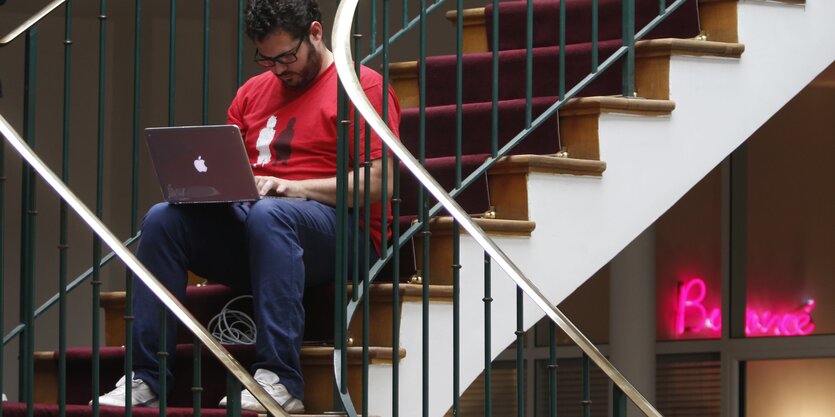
[96,0,400,412]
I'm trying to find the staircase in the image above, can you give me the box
[366,0,835,415]
[4,0,835,416]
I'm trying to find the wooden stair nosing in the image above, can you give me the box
[421,216,536,237]
[560,96,676,117]
[490,154,607,176]
[635,38,745,59]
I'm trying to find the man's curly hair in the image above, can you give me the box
[245,0,322,42]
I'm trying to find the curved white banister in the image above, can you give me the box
[331,0,663,416]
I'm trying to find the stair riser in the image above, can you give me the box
[697,0,739,43]
[448,0,704,54]
[393,47,702,109]
[393,40,624,108]
[413,219,536,284]
[486,0,700,52]
[399,99,561,160]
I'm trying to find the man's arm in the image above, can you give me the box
[254,156,394,207]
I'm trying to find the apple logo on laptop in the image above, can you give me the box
[194,156,208,173]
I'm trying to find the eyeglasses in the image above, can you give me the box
[254,36,305,67]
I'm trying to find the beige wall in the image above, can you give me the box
[746,358,835,417]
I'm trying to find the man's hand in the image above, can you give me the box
[252,158,393,207]
[255,176,306,199]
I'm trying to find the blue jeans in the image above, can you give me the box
[132,199,369,400]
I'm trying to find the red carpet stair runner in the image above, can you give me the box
[13,0,700,415]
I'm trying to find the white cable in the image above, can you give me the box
[208,295,256,345]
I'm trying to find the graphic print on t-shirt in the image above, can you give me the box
[272,116,296,166]
[255,115,278,166]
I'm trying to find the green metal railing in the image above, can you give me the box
[333,0,691,416]
[0,2,287,416]
[0,0,692,416]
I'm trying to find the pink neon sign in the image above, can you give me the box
[674,278,816,337]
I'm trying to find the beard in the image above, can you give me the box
[276,42,322,89]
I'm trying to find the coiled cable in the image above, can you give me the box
[208,295,256,345]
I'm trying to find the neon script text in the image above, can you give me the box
[675,278,816,337]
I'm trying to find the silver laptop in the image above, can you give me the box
[145,125,262,204]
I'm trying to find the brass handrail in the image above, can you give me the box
[0,113,292,417]
[331,0,663,416]
[0,0,66,46]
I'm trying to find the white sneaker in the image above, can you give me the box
[219,369,305,414]
[93,374,160,407]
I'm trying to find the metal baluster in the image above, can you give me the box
[203,0,211,126]
[126,0,142,413]
[58,3,72,417]
[452,0,463,412]
[334,81,350,412]
[19,27,38,416]
[362,125,371,417]
[419,0,429,414]
[559,0,566,99]
[582,353,590,417]
[383,0,398,413]
[92,1,108,411]
[195,4,210,413]
[378,0,389,257]
[390,161,401,417]
[549,322,557,417]
[357,13,373,416]
[490,0,498,157]
[225,373,242,417]
[0,73,4,417]
[370,0,377,54]
[525,0,532,127]
[613,385,627,417]
[660,0,666,16]
[193,339,202,417]
[592,0,598,73]
[483,252,492,417]
[158,309,168,414]
[516,287,524,417]
[169,0,177,126]
[622,0,636,97]
[237,0,244,87]
[352,16,361,303]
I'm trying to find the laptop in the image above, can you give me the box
[145,124,268,204]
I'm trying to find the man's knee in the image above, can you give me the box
[246,199,297,229]
[141,202,188,239]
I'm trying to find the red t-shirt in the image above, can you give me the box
[227,63,401,255]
